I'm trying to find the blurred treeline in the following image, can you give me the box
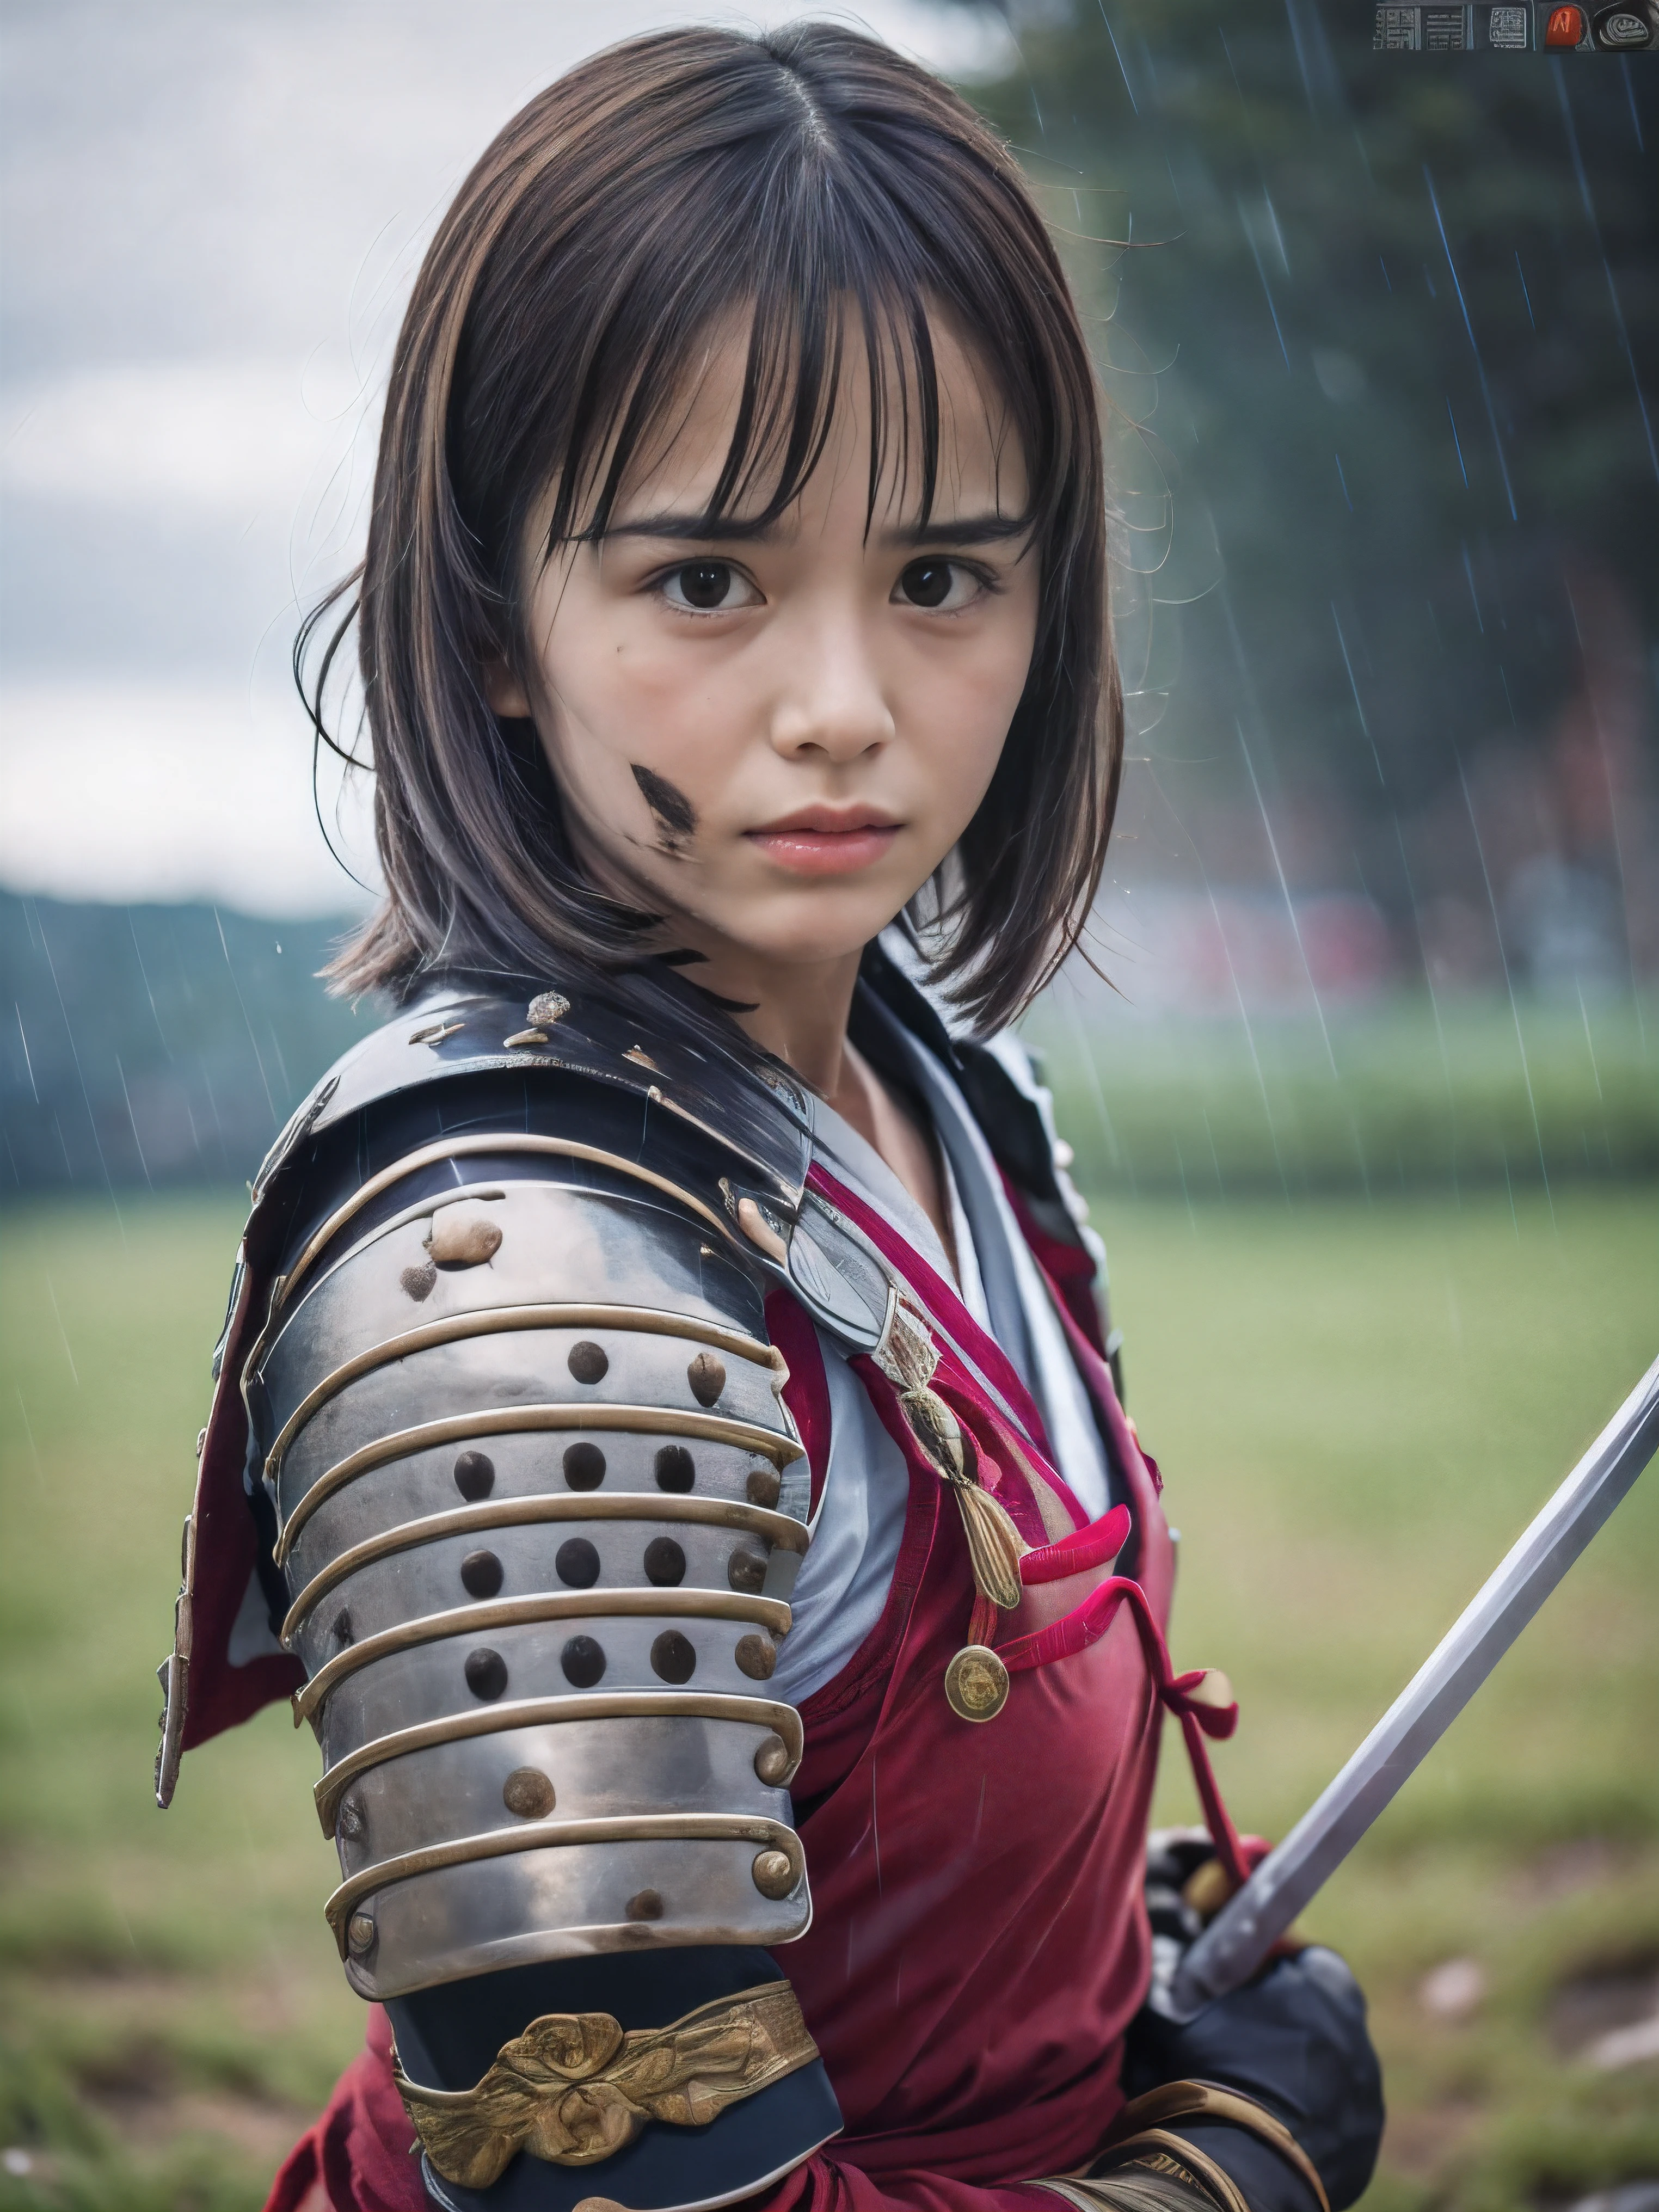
[956,0,1657,996]
[4,889,1654,1201]
[2,895,362,1197]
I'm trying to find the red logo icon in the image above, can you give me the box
[1545,4,1585,38]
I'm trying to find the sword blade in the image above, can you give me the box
[1170,1350,1659,2017]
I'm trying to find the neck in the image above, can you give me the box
[696,943,866,1098]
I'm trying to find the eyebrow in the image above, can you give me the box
[601,508,1033,549]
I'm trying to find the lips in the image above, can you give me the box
[745,805,902,878]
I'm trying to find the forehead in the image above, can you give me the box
[609,302,1029,525]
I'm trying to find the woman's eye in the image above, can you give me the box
[660,562,757,613]
[895,558,975,611]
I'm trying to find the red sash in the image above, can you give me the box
[267,1172,1241,2211]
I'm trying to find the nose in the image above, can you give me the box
[766,597,895,766]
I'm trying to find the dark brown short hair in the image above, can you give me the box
[303,22,1120,1036]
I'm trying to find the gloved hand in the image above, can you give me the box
[1122,1937,1385,2212]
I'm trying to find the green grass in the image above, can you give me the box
[1028,990,1659,1196]
[2,1187,1657,2209]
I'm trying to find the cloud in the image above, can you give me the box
[2,359,377,521]
[0,681,377,915]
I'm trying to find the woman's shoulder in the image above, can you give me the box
[254,976,812,1219]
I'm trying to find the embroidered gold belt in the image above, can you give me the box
[392,1981,819,2187]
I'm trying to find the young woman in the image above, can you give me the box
[155,26,1381,2212]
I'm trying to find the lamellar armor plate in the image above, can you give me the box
[165,985,867,2205]
[255,1166,814,1997]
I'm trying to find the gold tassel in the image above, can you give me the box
[881,1300,1028,1613]
[952,1480,1026,1612]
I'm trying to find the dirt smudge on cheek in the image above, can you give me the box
[631,764,698,855]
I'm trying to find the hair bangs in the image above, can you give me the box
[546,202,1010,568]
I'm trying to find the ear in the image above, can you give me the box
[483,659,534,718]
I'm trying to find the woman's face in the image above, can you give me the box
[491,316,1040,989]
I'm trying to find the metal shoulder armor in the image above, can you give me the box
[235,986,843,2204]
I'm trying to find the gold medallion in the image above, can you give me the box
[944,1644,1010,1723]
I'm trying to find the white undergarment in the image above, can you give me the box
[770,1023,1111,1707]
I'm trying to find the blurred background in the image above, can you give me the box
[1,4,1655,2209]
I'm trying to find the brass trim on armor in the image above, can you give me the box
[274,1403,805,1566]
[284,1493,810,1643]
[312,1690,804,1833]
[275,1135,745,1316]
[264,1302,785,1477]
[292,1587,794,1724]
[1098,2082,1330,2212]
[391,1981,819,2185]
[1082,2130,1252,2212]
[324,1811,807,1954]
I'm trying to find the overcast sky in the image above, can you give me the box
[0,0,1010,915]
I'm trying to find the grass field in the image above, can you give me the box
[1,1187,1656,2211]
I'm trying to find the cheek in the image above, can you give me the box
[535,597,722,811]
[911,611,1037,818]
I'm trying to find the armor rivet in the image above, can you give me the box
[464,1648,508,1700]
[331,1608,354,1646]
[337,1793,366,1841]
[754,1734,793,1786]
[563,1442,606,1490]
[347,1912,376,1955]
[734,1632,776,1682]
[428,1211,502,1268]
[461,1549,504,1599]
[650,1630,697,1684]
[944,1644,1010,1724]
[502,1767,555,1818]
[687,1352,726,1406]
[746,1466,781,1510]
[654,1445,695,1494]
[727,1547,767,1595]
[568,1341,609,1385]
[643,1537,685,1587]
[400,1260,437,1301]
[561,1635,606,1688]
[751,1849,796,1900]
[626,1889,665,1921]
[527,991,570,1028]
[556,1538,600,1589]
[454,1451,495,1501]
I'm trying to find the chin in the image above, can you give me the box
[733,893,906,970]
